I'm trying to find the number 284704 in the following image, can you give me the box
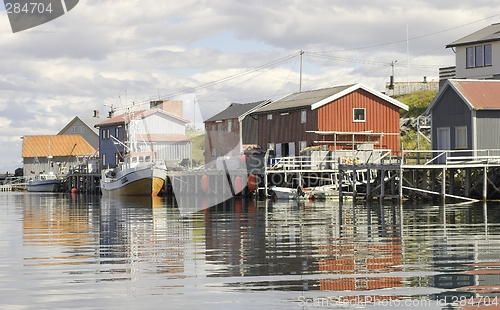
[5,2,53,14]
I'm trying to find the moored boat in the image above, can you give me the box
[27,172,63,192]
[100,151,167,197]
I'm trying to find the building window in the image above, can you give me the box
[115,127,119,138]
[353,108,366,122]
[485,44,492,66]
[475,45,484,67]
[267,114,272,120]
[466,44,492,68]
[227,120,232,132]
[267,143,275,150]
[211,125,215,131]
[301,110,307,123]
[455,126,467,149]
[466,47,474,68]
[106,129,110,139]
[72,126,84,133]
[115,153,120,165]
[102,154,106,167]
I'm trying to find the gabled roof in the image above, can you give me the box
[138,134,190,142]
[136,108,190,123]
[95,108,190,127]
[58,116,101,135]
[205,100,270,122]
[22,135,97,158]
[425,79,500,115]
[254,83,408,113]
[446,23,500,48]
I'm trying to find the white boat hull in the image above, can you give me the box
[101,166,167,197]
[27,179,62,192]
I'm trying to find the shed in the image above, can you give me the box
[204,100,270,164]
[22,135,97,176]
[425,79,500,158]
[252,84,408,157]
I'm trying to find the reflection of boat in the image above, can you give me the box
[100,113,167,197]
[27,172,63,192]
[269,185,339,200]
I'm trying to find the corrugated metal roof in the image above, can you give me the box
[446,23,500,48]
[58,116,101,135]
[138,134,190,142]
[451,79,500,109]
[22,135,97,158]
[205,101,268,122]
[425,79,500,115]
[95,108,190,127]
[255,85,354,113]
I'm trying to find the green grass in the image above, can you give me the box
[186,128,205,166]
[396,90,437,150]
[396,90,438,118]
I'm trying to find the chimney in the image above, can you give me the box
[423,76,427,83]
[388,76,394,90]
[93,110,99,118]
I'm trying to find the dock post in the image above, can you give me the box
[380,167,385,201]
[366,167,371,200]
[441,167,446,204]
[483,166,488,202]
[399,166,403,204]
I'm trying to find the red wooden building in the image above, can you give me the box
[252,84,408,156]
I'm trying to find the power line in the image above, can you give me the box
[309,13,500,55]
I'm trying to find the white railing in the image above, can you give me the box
[266,149,395,171]
[401,149,500,166]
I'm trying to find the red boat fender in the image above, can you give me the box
[201,175,209,192]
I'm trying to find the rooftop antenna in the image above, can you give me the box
[299,50,304,92]
[407,25,410,90]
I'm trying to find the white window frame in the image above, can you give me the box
[455,126,467,149]
[353,108,366,122]
[267,114,272,120]
[299,141,307,151]
[227,120,232,132]
[301,110,307,123]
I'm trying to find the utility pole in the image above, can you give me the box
[299,50,304,92]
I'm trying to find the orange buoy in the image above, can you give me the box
[235,176,243,193]
[201,175,209,192]
[247,174,257,192]
[71,188,78,194]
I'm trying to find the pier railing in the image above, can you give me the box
[266,149,394,172]
[401,149,500,166]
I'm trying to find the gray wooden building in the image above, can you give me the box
[425,79,500,158]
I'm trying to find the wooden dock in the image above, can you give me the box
[261,149,500,204]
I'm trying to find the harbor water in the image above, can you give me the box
[1,192,500,309]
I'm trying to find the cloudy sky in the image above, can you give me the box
[0,0,499,172]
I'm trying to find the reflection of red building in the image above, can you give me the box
[319,241,402,291]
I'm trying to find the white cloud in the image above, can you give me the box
[0,0,498,171]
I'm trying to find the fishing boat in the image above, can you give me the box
[100,151,167,196]
[27,172,63,192]
[100,115,168,197]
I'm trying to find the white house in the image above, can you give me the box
[446,23,500,80]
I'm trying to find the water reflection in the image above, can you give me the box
[8,193,500,309]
